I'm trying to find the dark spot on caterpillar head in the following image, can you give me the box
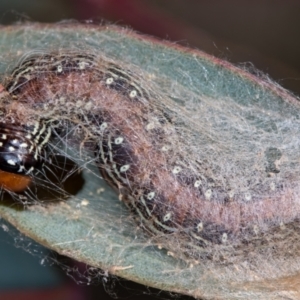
[0,123,47,175]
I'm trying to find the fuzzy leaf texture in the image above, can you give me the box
[0,23,300,300]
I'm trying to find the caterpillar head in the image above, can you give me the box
[0,122,50,192]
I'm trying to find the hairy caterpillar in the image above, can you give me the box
[0,49,300,262]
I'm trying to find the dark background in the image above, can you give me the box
[0,1,299,299]
[1,0,299,95]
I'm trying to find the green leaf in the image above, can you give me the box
[0,23,300,300]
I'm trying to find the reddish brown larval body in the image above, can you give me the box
[2,51,300,260]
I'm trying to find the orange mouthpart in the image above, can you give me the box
[0,170,31,192]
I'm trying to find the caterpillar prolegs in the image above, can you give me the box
[0,50,299,261]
